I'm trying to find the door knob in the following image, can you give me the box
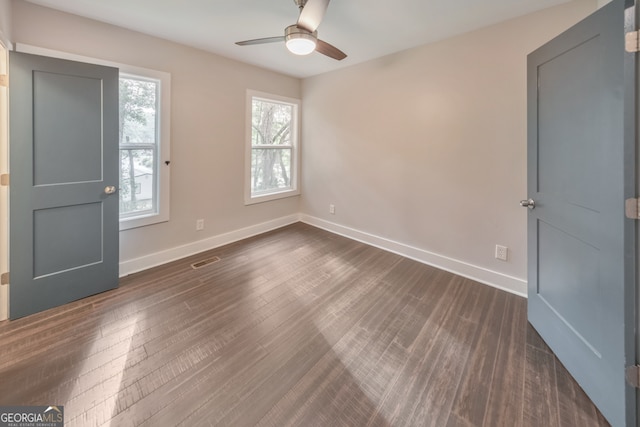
[520,198,535,209]
[104,186,117,195]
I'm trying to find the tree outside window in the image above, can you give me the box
[119,76,159,217]
[248,94,299,202]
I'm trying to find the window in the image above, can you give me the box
[245,91,300,204]
[118,71,171,230]
[119,76,158,217]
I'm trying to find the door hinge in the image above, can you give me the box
[0,272,8,286]
[626,31,640,52]
[0,174,8,186]
[626,365,640,388]
[625,198,640,219]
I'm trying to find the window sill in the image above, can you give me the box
[244,189,300,206]
[120,211,169,231]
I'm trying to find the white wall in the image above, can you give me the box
[300,0,596,295]
[11,1,303,275]
[0,0,11,46]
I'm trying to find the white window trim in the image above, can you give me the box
[15,44,171,231]
[118,72,169,229]
[245,90,301,205]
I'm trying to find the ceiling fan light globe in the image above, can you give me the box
[284,25,317,55]
[286,37,316,55]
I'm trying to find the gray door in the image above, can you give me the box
[9,52,119,319]
[526,1,636,426]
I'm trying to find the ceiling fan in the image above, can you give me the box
[235,0,347,61]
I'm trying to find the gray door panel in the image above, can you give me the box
[527,1,636,426]
[33,71,104,185]
[9,52,119,319]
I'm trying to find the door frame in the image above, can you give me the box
[632,3,640,423]
[0,39,9,322]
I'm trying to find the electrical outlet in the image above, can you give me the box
[495,245,508,261]
[196,219,205,231]
[329,204,335,215]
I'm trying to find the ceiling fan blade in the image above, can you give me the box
[236,36,285,46]
[297,0,330,33]
[316,39,346,61]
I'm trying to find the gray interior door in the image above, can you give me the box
[526,1,637,426]
[9,52,119,319]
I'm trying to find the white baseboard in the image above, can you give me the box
[299,214,527,297]
[119,214,300,277]
[118,212,527,297]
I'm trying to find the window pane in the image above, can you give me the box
[120,78,157,144]
[120,148,155,215]
[251,99,292,146]
[251,148,291,194]
[246,92,299,204]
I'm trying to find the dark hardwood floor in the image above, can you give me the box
[0,223,609,426]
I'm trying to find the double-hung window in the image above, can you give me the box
[245,91,300,204]
[119,71,170,230]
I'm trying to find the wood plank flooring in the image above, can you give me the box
[0,223,610,426]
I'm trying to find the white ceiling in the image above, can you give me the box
[24,0,571,78]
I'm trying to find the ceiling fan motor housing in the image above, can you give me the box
[285,25,317,41]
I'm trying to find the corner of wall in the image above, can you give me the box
[299,215,527,297]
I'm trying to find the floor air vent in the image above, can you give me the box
[191,256,221,269]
